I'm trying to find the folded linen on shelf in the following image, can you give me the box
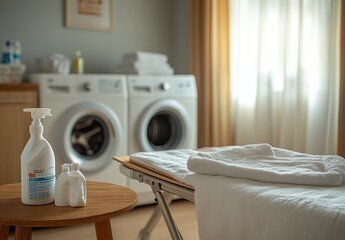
[117,61,172,69]
[0,63,26,83]
[187,143,345,186]
[115,51,174,75]
[115,61,174,75]
[122,51,168,64]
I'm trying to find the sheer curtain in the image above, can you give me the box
[337,2,345,157]
[230,0,341,154]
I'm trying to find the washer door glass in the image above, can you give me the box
[58,102,122,172]
[147,111,181,150]
[138,99,191,152]
[72,115,108,159]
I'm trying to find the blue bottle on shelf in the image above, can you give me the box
[1,40,13,64]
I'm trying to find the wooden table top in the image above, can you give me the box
[0,181,137,227]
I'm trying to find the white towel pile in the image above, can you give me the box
[130,144,345,186]
[129,144,345,240]
[115,51,174,75]
[184,144,345,240]
[130,149,198,181]
[188,143,345,186]
[0,63,26,83]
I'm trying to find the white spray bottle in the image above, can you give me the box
[21,108,55,205]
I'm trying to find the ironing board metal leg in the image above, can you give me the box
[154,191,182,240]
[138,192,174,240]
[120,165,193,240]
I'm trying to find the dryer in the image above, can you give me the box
[127,75,198,204]
[30,74,128,186]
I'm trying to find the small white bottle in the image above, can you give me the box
[54,165,70,206]
[13,40,22,63]
[69,163,87,207]
[21,108,55,205]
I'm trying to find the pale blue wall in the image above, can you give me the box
[0,0,189,76]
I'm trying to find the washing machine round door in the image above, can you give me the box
[57,102,123,172]
[138,99,192,151]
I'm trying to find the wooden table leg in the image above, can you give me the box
[0,224,10,240]
[95,219,113,240]
[14,226,32,240]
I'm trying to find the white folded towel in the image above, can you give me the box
[130,149,198,181]
[117,61,172,69]
[116,51,174,75]
[184,174,345,240]
[115,66,174,75]
[122,51,168,63]
[115,61,174,75]
[187,143,345,186]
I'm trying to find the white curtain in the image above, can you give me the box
[230,0,341,154]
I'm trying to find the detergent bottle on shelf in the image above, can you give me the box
[54,164,71,206]
[69,162,87,207]
[21,108,55,205]
[13,40,22,63]
[72,50,84,74]
[1,40,13,64]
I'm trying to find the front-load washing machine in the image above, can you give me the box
[127,75,198,204]
[30,74,128,186]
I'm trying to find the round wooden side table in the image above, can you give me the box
[0,181,137,240]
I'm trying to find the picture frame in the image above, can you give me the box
[65,0,114,31]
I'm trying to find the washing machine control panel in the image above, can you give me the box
[99,78,123,94]
[83,82,92,91]
[128,75,197,97]
[174,80,195,94]
[160,82,171,91]
[77,77,125,95]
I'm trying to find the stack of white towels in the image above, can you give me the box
[115,51,174,75]
[0,63,26,83]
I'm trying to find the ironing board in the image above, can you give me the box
[113,156,194,240]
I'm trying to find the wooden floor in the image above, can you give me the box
[8,200,199,240]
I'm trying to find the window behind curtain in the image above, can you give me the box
[230,0,341,154]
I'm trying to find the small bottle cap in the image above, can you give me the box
[71,162,80,171]
[61,166,69,172]
[62,163,71,168]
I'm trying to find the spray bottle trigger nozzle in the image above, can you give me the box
[23,108,52,126]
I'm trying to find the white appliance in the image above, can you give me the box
[30,74,128,186]
[127,75,198,204]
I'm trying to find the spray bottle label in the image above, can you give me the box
[28,165,55,200]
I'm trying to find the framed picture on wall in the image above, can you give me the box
[65,0,114,31]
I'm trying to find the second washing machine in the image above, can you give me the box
[127,74,198,204]
[31,74,128,186]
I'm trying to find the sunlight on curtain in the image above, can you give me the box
[230,0,341,154]
[189,0,232,147]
